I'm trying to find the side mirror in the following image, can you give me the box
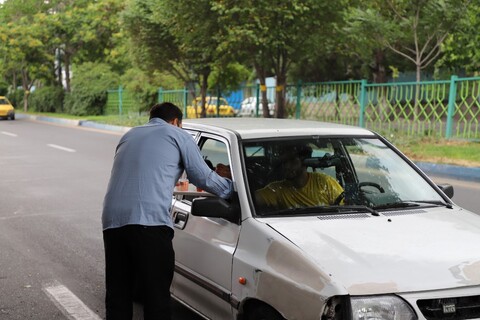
[191,195,240,224]
[437,184,454,199]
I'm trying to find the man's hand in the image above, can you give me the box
[215,163,232,179]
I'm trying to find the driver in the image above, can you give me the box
[255,145,344,209]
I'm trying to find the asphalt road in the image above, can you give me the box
[0,119,202,319]
[0,118,478,319]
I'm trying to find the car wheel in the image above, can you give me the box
[244,303,284,320]
[10,114,15,120]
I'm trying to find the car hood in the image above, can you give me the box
[264,207,480,295]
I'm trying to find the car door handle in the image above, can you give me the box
[173,211,188,230]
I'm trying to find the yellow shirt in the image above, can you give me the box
[257,172,343,209]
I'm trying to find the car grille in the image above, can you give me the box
[381,209,427,216]
[316,213,371,220]
[417,295,480,319]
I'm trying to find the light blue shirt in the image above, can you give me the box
[102,118,233,230]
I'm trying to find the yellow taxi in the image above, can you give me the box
[0,96,15,120]
[186,96,235,118]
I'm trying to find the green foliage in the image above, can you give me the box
[122,0,251,105]
[209,63,251,93]
[0,79,8,96]
[121,0,187,81]
[436,2,480,75]
[120,68,158,113]
[7,89,25,109]
[344,0,470,82]
[64,62,120,116]
[2,0,480,116]
[29,86,65,113]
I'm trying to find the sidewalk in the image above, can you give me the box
[17,113,480,182]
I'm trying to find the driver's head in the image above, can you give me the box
[279,145,312,180]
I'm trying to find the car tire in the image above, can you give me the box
[244,303,284,320]
[10,114,15,120]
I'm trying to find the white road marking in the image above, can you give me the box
[43,284,102,320]
[1,131,17,137]
[47,144,76,153]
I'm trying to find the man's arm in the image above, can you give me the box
[180,136,233,199]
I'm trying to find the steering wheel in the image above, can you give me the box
[358,182,385,193]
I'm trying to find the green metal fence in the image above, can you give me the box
[107,76,480,140]
[106,86,139,116]
[282,76,479,140]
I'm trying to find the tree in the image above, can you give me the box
[123,0,242,117]
[346,0,471,83]
[0,5,53,111]
[436,1,480,75]
[213,0,344,118]
[45,0,125,92]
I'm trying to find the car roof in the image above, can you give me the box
[182,118,375,140]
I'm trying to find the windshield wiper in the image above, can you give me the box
[374,200,454,210]
[373,201,421,210]
[260,205,379,217]
[404,200,453,209]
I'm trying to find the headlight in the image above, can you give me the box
[350,295,417,320]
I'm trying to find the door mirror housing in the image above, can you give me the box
[437,184,454,199]
[191,195,240,224]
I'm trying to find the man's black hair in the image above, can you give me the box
[280,144,312,161]
[149,102,183,122]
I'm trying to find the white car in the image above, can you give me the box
[239,97,275,117]
[170,118,480,320]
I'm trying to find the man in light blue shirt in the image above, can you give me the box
[102,102,233,320]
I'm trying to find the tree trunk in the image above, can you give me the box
[414,63,421,120]
[199,71,211,118]
[21,69,29,112]
[371,49,388,121]
[64,53,72,93]
[258,77,271,118]
[254,63,271,118]
[276,74,287,119]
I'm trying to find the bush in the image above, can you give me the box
[29,86,65,113]
[8,89,25,110]
[0,79,8,96]
[120,68,162,114]
[64,62,120,116]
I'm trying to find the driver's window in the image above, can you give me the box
[199,138,231,179]
[176,137,230,202]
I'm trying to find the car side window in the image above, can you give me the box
[199,138,230,174]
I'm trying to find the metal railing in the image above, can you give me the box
[107,76,480,140]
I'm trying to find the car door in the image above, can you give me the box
[171,133,241,319]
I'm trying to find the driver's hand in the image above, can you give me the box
[215,163,232,179]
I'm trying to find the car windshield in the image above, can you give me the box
[243,137,445,216]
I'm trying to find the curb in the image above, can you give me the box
[17,113,131,134]
[17,113,82,127]
[78,120,131,133]
[18,113,480,182]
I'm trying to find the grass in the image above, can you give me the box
[21,111,480,168]
[86,114,149,127]
[397,137,480,167]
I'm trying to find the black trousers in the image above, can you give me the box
[103,225,175,320]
